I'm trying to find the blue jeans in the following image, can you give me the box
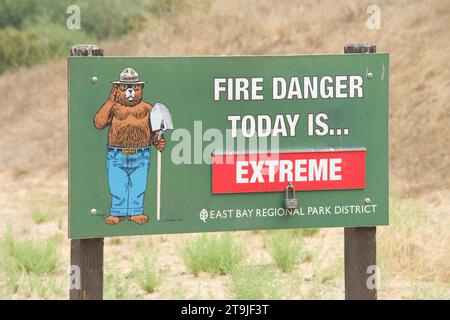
[106,146,151,217]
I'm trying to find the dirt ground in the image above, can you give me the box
[0,0,449,299]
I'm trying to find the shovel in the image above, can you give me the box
[150,102,174,221]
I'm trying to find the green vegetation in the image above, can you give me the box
[170,282,188,299]
[0,0,184,74]
[299,228,319,237]
[306,258,344,299]
[265,231,301,273]
[316,261,343,284]
[30,203,56,224]
[179,234,244,276]
[231,266,282,299]
[264,230,312,273]
[0,23,93,73]
[104,272,139,300]
[21,273,64,299]
[0,232,59,275]
[108,237,123,246]
[132,254,161,294]
[0,231,61,297]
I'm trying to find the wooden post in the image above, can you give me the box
[344,43,377,300]
[69,44,104,300]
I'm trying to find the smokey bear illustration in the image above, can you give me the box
[94,67,166,225]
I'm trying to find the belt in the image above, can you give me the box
[108,146,150,155]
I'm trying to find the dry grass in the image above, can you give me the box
[0,0,448,299]
[379,189,450,283]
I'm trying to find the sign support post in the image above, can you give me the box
[69,44,105,300]
[343,43,378,300]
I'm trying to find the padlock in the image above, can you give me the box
[284,182,298,210]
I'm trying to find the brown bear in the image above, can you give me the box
[94,67,165,225]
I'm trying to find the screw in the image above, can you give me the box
[364,197,371,204]
[367,72,373,79]
[91,76,98,84]
[90,208,97,215]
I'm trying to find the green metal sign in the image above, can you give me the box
[69,54,389,239]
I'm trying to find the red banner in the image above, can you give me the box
[212,150,366,194]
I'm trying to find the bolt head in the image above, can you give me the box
[91,76,98,84]
[367,72,374,79]
[90,208,97,215]
[364,197,371,204]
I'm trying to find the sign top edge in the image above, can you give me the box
[68,53,389,60]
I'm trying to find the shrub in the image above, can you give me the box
[30,204,56,224]
[0,232,59,275]
[264,231,302,273]
[104,272,140,300]
[179,234,243,276]
[148,0,185,17]
[0,0,42,29]
[0,0,168,74]
[132,254,161,294]
[0,0,149,37]
[0,24,93,73]
[73,0,148,39]
[231,266,282,299]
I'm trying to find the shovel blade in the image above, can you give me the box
[151,102,174,131]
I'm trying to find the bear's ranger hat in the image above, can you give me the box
[113,67,146,84]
